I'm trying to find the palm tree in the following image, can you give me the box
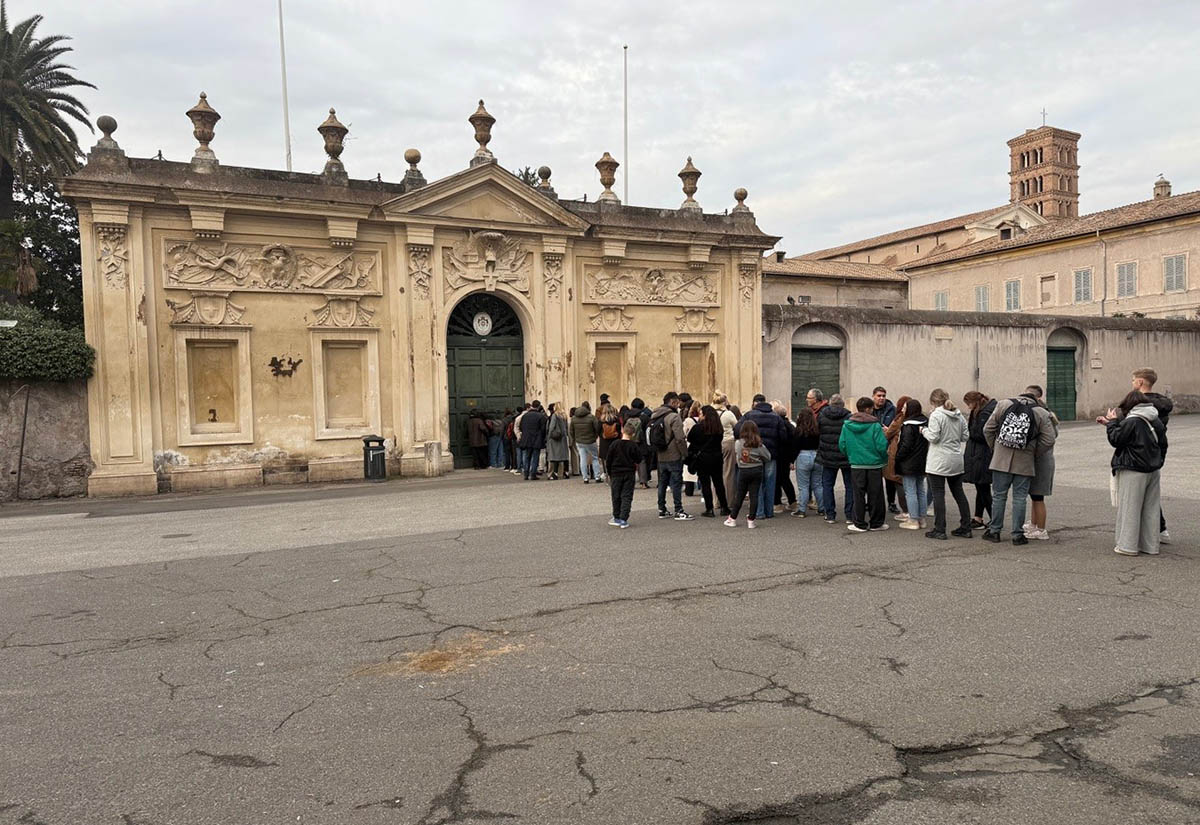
[0,1,94,221]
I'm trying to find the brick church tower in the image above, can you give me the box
[1007,125,1081,219]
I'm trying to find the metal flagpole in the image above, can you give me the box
[623,45,628,203]
[278,0,293,171]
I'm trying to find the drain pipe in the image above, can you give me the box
[9,384,30,501]
[1097,229,1108,317]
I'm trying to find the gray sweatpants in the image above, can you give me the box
[1115,469,1161,555]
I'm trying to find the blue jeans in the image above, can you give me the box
[487,435,503,467]
[990,471,1031,538]
[902,474,928,521]
[758,459,777,518]
[523,447,541,479]
[657,459,684,514]
[821,465,853,520]
[794,450,819,513]
[576,443,601,480]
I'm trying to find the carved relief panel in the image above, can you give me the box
[97,225,129,290]
[163,240,380,294]
[165,291,246,325]
[442,230,531,294]
[582,264,719,307]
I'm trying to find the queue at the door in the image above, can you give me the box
[464,367,1172,556]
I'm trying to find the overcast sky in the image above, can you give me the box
[20,0,1200,253]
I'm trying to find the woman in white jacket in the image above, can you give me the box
[922,388,973,540]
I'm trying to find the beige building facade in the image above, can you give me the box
[63,98,777,496]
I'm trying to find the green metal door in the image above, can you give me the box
[791,348,841,413]
[1046,347,1077,421]
[447,295,524,468]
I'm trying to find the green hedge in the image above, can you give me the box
[0,304,95,381]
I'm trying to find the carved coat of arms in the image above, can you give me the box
[443,231,531,294]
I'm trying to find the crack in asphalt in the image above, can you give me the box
[573,750,599,802]
[694,676,1200,824]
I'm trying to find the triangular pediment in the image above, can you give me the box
[380,163,590,233]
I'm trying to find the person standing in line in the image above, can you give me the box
[734,394,790,520]
[772,401,798,513]
[871,387,901,513]
[816,394,854,524]
[545,403,570,480]
[512,403,531,476]
[570,400,602,483]
[687,404,729,517]
[962,392,997,528]
[628,397,653,488]
[883,395,912,522]
[791,406,821,518]
[649,391,695,520]
[982,386,1056,545]
[804,388,829,515]
[501,408,516,471]
[807,388,828,417]
[467,410,490,470]
[894,399,929,531]
[517,401,548,480]
[837,396,891,533]
[681,400,703,497]
[714,392,739,509]
[1128,368,1172,544]
[725,419,770,529]
[1020,385,1058,541]
[1103,390,1167,556]
[597,402,622,481]
[605,420,648,528]
[922,389,973,540]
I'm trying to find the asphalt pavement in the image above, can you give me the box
[1,417,1198,824]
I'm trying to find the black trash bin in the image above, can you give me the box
[362,435,387,481]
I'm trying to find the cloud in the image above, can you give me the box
[17,0,1200,252]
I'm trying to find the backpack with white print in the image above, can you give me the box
[996,398,1040,450]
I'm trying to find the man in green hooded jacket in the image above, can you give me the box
[838,396,891,533]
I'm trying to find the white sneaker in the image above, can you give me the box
[724,517,737,527]
[747,519,756,529]
[1160,530,1172,545]
[894,513,910,522]
[1022,522,1034,534]
[847,524,868,533]
[899,520,922,530]
[870,523,890,531]
[1030,528,1050,541]
[1114,547,1139,557]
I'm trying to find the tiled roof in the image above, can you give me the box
[763,258,907,282]
[904,189,1200,269]
[798,205,1010,260]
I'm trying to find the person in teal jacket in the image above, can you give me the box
[838,397,891,533]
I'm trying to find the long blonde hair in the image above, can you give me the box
[929,388,957,412]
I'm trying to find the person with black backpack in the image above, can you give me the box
[648,391,694,520]
[982,386,1057,544]
[629,397,653,488]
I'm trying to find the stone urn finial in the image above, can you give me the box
[318,108,349,184]
[596,152,620,204]
[186,92,221,171]
[469,100,496,167]
[679,156,701,212]
[536,165,557,198]
[732,187,751,214]
[95,115,119,150]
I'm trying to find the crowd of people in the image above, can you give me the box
[465,368,1172,555]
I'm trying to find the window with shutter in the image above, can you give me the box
[1116,262,1138,298]
[934,291,949,311]
[1073,268,1092,303]
[1164,254,1187,292]
[975,285,989,312]
[1005,280,1021,311]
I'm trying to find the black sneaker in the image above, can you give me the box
[824,517,837,524]
[888,503,900,514]
[1012,535,1029,546]
[701,510,715,518]
[981,531,1002,543]
[951,526,973,538]
[925,530,948,540]
[674,511,695,521]
[658,510,671,519]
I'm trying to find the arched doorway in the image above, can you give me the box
[1046,327,1085,421]
[791,323,845,413]
[446,294,525,468]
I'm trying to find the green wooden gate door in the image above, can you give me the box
[446,295,524,468]
[1046,347,1077,421]
[791,348,841,413]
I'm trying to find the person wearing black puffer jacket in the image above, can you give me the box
[1130,368,1173,543]
[893,398,929,530]
[734,394,791,520]
[1104,391,1167,557]
[816,395,854,524]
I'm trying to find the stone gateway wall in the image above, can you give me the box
[0,380,92,502]
[763,306,1200,420]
